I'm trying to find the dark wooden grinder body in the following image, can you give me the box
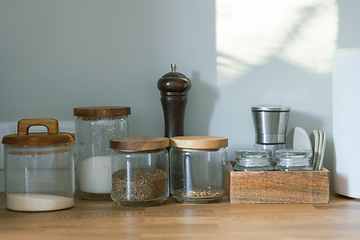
[157,64,191,138]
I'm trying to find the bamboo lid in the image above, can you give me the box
[74,106,131,118]
[110,137,169,152]
[170,136,228,150]
[2,118,75,146]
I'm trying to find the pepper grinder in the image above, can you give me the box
[157,64,191,138]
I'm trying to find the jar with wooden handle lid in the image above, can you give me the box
[2,118,75,212]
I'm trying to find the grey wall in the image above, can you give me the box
[1,0,359,191]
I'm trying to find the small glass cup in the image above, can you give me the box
[234,149,273,171]
[274,149,313,171]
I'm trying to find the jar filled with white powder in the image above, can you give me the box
[2,118,75,212]
[74,106,130,200]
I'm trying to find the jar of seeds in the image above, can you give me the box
[110,137,169,207]
[274,149,313,171]
[234,149,273,171]
[169,136,228,204]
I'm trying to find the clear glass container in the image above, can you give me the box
[274,149,314,171]
[74,106,130,200]
[254,143,286,166]
[2,118,75,212]
[234,149,273,171]
[110,137,169,207]
[170,136,228,204]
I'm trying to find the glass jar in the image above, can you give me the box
[274,149,313,171]
[2,118,75,212]
[74,106,130,200]
[170,136,228,204]
[234,149,273,171]
[110,137,169,207]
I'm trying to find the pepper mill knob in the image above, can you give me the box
[157,64,191,138]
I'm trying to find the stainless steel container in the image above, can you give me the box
[251,105,290,144]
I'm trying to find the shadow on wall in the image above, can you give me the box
[216,0,338,86]
[287,110,323,132]
[185,71,219,136]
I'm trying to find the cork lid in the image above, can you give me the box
[170,136,228,150]
[74,106,131,118]
[2,118,75,146]
[110,137,169,152]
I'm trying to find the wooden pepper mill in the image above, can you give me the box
[157,64,191,138]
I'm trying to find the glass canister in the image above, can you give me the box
[110,137,169,207]
[2,118,75,212]
[74,106,130,200]
[234,149,273,171]
[274,149,313,171]
[170,136,228,204]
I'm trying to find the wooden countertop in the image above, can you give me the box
[1,192,360,240]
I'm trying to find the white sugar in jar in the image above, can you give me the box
[74,106,130,200]
[2,118,75,212]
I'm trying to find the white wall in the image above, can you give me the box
[0,0,359,191]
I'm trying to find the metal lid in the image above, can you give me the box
[74,106,131,118]
[2,118,75,146]
[251,105,290,112]
[170,136,228,150]
[110,137,169,152]
[157,64,191,94]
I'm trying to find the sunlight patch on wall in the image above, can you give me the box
[216,0,338,86]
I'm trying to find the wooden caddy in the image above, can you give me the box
[228,162,329,204]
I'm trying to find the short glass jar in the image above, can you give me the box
[2,118,75,212]
[274,149,313,171]
[110,137,169,207]
[74,106,130,200]
[234,149,273,171]
[170,136,228,204]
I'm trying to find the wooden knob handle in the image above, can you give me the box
[18,118,59,136]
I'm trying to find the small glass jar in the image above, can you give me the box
[234,149,273,171]
[74,106,130,200]
[2,118,75,212]
[110,137,169,207]
[274,149,313,171]
[170,136,228,204]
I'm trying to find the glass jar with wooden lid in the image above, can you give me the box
[73,106,130,200]
[169,136,228,204]
[110,136,169,207]
[2,118,75,212]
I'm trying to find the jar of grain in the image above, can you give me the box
[170,136,228,204]
[74,106,130,200]
[2,118,75,212]
[110,137,169,207]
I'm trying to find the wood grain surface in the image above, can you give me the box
[1,192,359,240]
[229,163,329,204]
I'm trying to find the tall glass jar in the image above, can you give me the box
[110,137,169,207]
[170,136,228,204]
[74,106,130,200]
[2,118,75,212]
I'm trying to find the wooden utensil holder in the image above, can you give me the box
[229,162,329,204]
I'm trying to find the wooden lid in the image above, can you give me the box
[74,106,131,117]
[170,136,228,150]
[2,118,75,146]
[110,137,169,152]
